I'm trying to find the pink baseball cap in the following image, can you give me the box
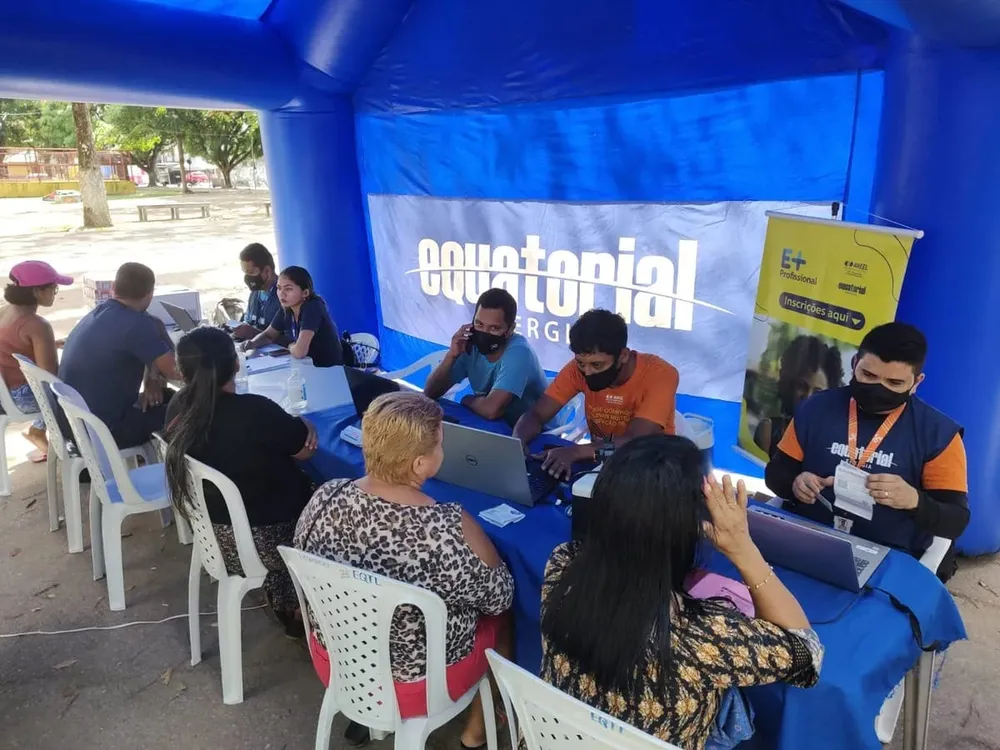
[9,261,73,287]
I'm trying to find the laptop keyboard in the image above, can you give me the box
[527,462,559,502]
[854,557,871,576]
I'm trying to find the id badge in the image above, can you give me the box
[834,516,854,534]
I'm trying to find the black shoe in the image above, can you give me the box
[283,618,305,640]
[344,721,370,748]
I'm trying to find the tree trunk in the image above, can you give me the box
[177,134,191,194]
[221,165,233,189]
[71,103,112,228]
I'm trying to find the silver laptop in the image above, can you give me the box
[747,505,889,592]
[437,422,555,507]
[161,301,199,332]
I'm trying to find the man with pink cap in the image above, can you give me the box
[0,261,74,459]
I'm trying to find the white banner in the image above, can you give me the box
[368,195,832,401]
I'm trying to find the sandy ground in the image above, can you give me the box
[0,191,998,750]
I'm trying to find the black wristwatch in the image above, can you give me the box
[593,441,615,463]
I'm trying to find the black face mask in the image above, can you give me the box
[850,377,911,414]
[244,274,267,292]
[585,360,622,392]
[471,329,507,355]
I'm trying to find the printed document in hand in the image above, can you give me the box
[834,462,875,521]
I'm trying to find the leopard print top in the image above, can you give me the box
[293,479,514,682]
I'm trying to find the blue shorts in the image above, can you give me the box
[3,384,45,430]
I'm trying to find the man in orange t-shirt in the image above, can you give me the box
[513,309,679,479]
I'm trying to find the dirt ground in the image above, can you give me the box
[0,190,997,750]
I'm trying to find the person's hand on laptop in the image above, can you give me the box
[792,471,833,504]
[537,445,586,480]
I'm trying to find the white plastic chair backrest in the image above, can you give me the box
[13,354,69,459]
[153,434,267,581]
[0,364,33,421]
[348,332,381,368]
[545,392,587,440]
[185,451,267,581]
[51,382,137,504]
[486,650,681,750]
[383,350,447,384]
[278,547,451,731]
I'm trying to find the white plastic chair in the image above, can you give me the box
[278,547,498,750]
[382,350,447,386]
[0,367,43,497]
[485,650,681,750]
[874,535,951,744]
[51,382,191,611]
[543,393,587,442]
[153,434,267,705]
[14,355,145,553]
[348,332,381,369]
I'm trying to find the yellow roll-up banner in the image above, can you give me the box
[738,212,921,464]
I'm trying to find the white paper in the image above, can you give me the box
[834,462,875,521]
[478,504,526,528]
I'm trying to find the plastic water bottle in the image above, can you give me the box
[234,349,249,394]
[286,362,307,415]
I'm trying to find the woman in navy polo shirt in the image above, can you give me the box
[244,266,344,367]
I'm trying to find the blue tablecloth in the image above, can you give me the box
[303,399,966,750]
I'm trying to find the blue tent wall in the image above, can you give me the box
[355,71,884,475]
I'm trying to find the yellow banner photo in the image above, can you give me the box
[738,212,920,464]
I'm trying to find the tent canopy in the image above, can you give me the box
[3,0,1000,556]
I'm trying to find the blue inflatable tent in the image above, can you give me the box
[1,0,998,554]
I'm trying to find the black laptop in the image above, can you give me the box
[344,368,401,418]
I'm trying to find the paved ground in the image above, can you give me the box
[0,191,999,749]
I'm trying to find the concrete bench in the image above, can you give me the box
[137,204,210,222]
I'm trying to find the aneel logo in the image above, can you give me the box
[408,235,732,341]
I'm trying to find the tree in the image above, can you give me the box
[35,101,76,148]
[188,111,262,188]
[0,99,41,147]
[100,105,173,186]
[71,103,112,228]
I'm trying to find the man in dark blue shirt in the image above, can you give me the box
[59,263,181,448]
[231,242,281,340]
[765,322,968,577]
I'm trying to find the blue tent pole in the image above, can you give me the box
[259,95,378,337]
[871,31,1000,555]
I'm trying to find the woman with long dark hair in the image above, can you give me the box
[244,265,344,367]
[755,335,844,457]
[165,327,319,635]
[541,435,823,749]
[0,261,73,458]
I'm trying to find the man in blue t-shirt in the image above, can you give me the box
[424,288,547,425]
[59,262,181,448]
[764,322,969,576]
[231,242,281,340]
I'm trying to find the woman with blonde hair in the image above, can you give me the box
[295,391,513,749]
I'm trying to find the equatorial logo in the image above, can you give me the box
[407,235,732,340]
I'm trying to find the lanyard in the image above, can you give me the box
[289,311,299,341]
[847,398,905,469]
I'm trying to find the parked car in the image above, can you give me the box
[186,171,210,185]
